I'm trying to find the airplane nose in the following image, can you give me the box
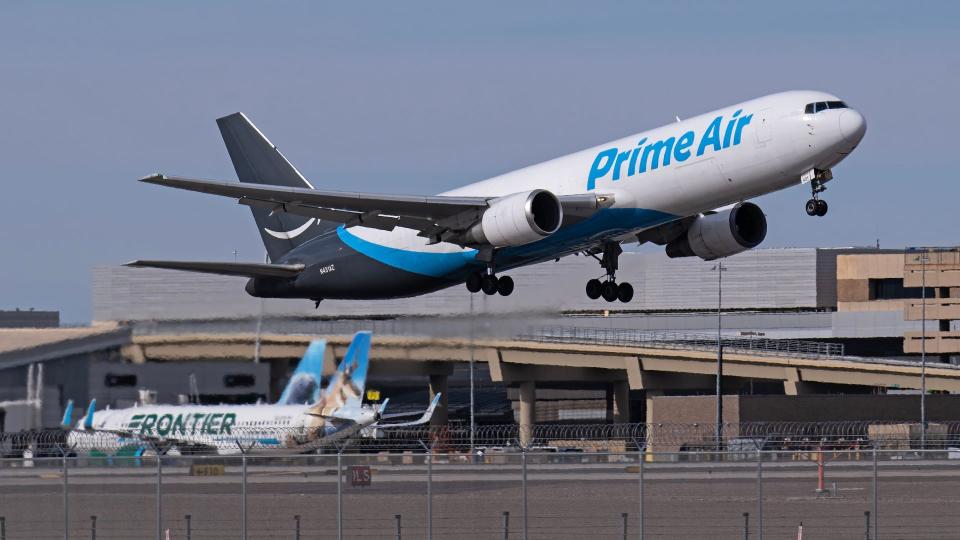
[838,109,866,144]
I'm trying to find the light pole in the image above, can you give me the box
[469,294,476,455]
[710,262,727,449]
[920,249,929,449]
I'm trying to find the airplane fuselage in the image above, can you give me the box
[243,90,865,300]
[71,403,375,455]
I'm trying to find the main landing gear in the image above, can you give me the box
[466,268,514,296]
[805,173,829,217]
[585,242,634,303]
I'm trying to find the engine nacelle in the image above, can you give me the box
[465,189,563,247]
[665,202,767,260]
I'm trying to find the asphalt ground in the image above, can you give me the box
[2,457,959,539]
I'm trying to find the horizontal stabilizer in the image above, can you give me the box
[124,260,304,278]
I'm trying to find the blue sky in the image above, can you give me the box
[1,2,957,323]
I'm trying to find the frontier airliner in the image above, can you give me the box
[66,332,440,455]
[129,91,866,304]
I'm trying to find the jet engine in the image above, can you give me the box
[665,202,767,261]
[464,189,563,247]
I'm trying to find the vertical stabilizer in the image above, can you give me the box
[83,399,96,430]
[216,113,336,261]
[311,331,370,415]
[277,339,326,405]
[60,400,75,428]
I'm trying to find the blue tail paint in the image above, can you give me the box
[276,339,326,405]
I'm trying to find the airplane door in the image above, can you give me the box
[755,109,773,146]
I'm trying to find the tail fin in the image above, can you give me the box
[83,399,96,430]
[60,400,74,429]
[276,339,326,405]
[216,112,336,261]
[311,331,371,416]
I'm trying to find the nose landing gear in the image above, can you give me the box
[805,198,828,217]
[584,242,634,303]
[804,170,831,217]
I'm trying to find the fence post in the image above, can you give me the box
[63,451,69,540]
[417,440,433,540]
[502,511,509,540]
[864,510,871,540]
[90,515,96,540]
[337,449,343,540]
[756,449,763,540]
[185,515,191,540]
[872,447,878,540]
[743,512,749,540]
[638,446,644,540]
[156,453,162,540]
[622,512,628,540]
[294,514,301,540]
[241,453,248,540]
[395,514,401,540]
[522,449,528,540]
[427,448,433,540]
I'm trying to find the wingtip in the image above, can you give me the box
[122,260,142,267]
[139,173,165,183]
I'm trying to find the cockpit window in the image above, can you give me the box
[805,101,849,115]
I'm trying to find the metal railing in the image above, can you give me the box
[521,325,846,358]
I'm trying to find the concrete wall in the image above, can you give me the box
[0,310,59,328]
[651,394,960,425]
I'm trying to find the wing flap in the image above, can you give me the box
[124,260,305,278]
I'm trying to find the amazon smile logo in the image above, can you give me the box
[264,218,321,239]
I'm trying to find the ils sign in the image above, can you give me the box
[350,465,372,487]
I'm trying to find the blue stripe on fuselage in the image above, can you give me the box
[337,207,678,278]
[336,227,478,278]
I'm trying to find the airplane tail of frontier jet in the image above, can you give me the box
[216,112,338,262]
[276,339,326,405]
[310,331,371,417]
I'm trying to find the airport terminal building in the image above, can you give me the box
[2,247,958,433]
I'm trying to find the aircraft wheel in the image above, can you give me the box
[816,199,828,217]
[601,281,619,302]
[481,274,499,295]
[805,199,818,216]
[617,282,634,303]
[497,275,514,296]
[465,272,482,293]
[586,279,603,299]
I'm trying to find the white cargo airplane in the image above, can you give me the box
[129,91,866,305]
[65,332,440,455]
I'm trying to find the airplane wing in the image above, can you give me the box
[374,393,442,428]
[140,174,613,244]
[122,260,305,278]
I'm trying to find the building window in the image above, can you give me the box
[105,374,137,387]
[224,374,256,387]
[869,278,935,300]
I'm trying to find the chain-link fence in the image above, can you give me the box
[7,420,960,456]
[3,447,960,539]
